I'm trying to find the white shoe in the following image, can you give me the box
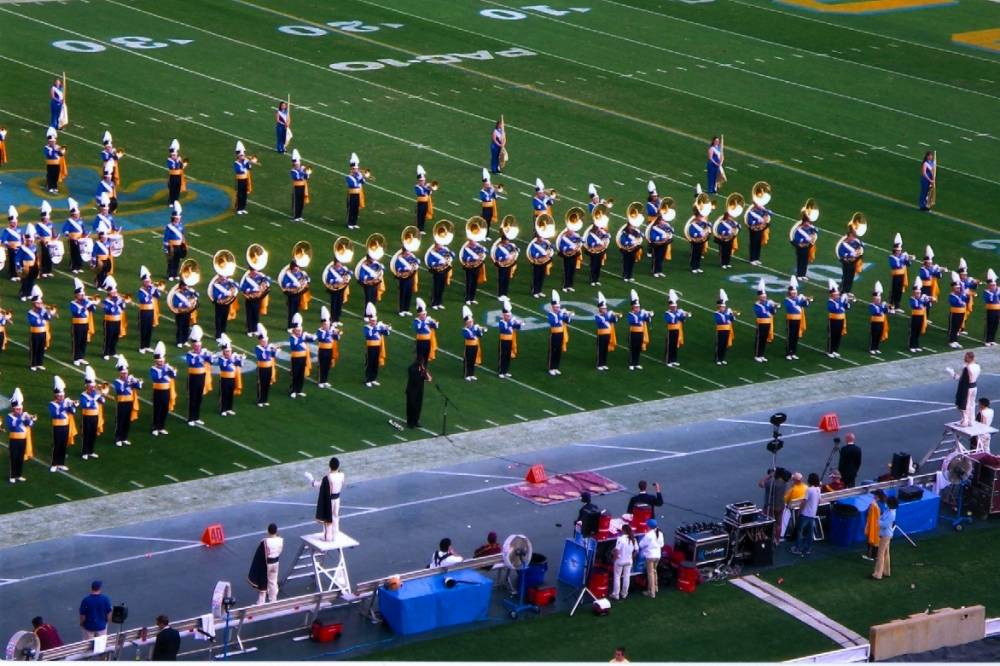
[549,369,558,376]
[635,365,642,370]
[722,360,728,365]
[828,352,836,358]
[365,382,373,387]
[160,430,169,435]
[792,355,799,360]
[90,453,99,459]
[50,466,58,472]
[297,393,306,397]
[716,361,723,366]
[59,465,69,471]
[465,376,474,381]
[910,348,918,353]
[372,380,380,386]
[8,478,15,484]
[289,393,296,399]
[82,454,89,460]
[227,410,236,416]
[151,431,159,437]
[188,420,198,426]
[103,355,110,361]
[786,355,793,361]
[115,441,123,447]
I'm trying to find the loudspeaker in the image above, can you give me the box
[898,485,924,502]
[891,452,911,479]
[111,604,128,624]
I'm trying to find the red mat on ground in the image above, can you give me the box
[506,471,624,505]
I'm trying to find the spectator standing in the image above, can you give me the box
[610,646,630,663]
[837,433,862,487]
[638,519,664,598]
[872,497,898,580]
[759,467,789,544]
[792,473,821,557]
[610,524,637,601]
[31,617,63,651]
[626,480,664,513]
[151,615,180,661]
[78,580,112,640]
[781,472,806,539]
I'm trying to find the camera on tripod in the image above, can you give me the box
[766,412,786,454]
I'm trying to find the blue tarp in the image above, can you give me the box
[377,569,492,636]
[828,489,941,546]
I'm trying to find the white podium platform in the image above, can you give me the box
[288,532,360,596]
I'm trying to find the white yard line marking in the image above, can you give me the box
[164,474,180,482]
[128,481,144,489]
[600,399,615,406]
[56,493,73,501]
[329,445,345,452]
[765,372,780,379]
[818,364,833,370]
[232,462,248,469]
[78,533,201,545]
[454,424,469,432]
[513,414,529,421]
[362,439,377,447]
[393,434,407,442]
[421,470,522,480]
[739,377,753,384]
[17,500,34,509]
[484,419,500,426]
[296,450,312,458]
[719,418,816,430]
[574,443,684,455]
[855,395,952,406]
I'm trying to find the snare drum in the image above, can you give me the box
[107,232,124,258]
[78,237,94,263]
[47,239,65,264]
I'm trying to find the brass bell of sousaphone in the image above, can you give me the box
[564,207,585,232]
[246,243,269,271]
[213,249,237,278]
[694,192,714,218]
[292,240,313,268]
[466,216,488,242]
[591,204,609,229]
[333,236,354,264]
[802,198,820,223]
[179,258,201,287]
[658,197,677,222]
[431,220,454,246]
[848,212,868,237]
[499,215,519,241]
[725,192,745,218]
[401,225,422,253]
[626,202,645,227]
[752,181,772,207]
[535,213,556,239]
[366,233,387,260]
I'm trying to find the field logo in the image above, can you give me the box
[1,166,232,231]
[728,263,870,293]
[774,0,955,14]
[953,29,1000,55]
[971,239,1000,254]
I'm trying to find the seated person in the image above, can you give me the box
[31,617,63,652]
[626,480,664,513]
[822,470,845,493]
[473,531,501,558]
[429,538,463,568]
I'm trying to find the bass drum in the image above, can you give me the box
[107,232,124,258]
[47,239,66,264]
[78,237,94,263]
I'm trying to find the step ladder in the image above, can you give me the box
[918,425,963,472]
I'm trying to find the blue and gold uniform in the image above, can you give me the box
[713,293,735,365]
[163,209,186,281]
[908,283,932,352]
[290,155,310,221]
[791,218,818,280]
[752,292,778,362]
[496,298,521,377]
[461,309,485,380]
[424,244,452,308]
[0,309,11,353]
[27,295,53,370]
[15,232,39,299]
[745,202,772,265]
[95,172,116,213]
[214,342,244,415]
[685,213,710,274]
[414,166,434,232]
[6,393,35,482]
[167,140,187,206]
[826,285,851,358]
[357,256,385,308]
[234,144,253,214]
[706,138,723,194]
[43,133,66,193]
[275,104,290,154]
[413,306,438,365]
[136,269,162,353]
[918,254,945,320]
[288,315,316,398]
[784,284,810,360]
[490,120,505,174]
[712,214,739,270]
[62,208,86,273]
[35,208,54,277]
[663,299,689,367]
[240,268,271,335]
[460,239,488,304]
[254,330,278,406]
[209,274,239,340]
[363,307,391,386]
[480,170,498,230]
[888,242,912,312]
[78,381,106,460]
[585,222,610,285]
[527,234,553,297]
[2,217,22,282]
[919,152,935,211]
[185,336,213,425]
[279,264,311,330]
[322,260,350,323]
[112,361,142,446]
[149,347,178,435]
[49,80,64,129]
[547,294,573,374]
[345,153,366,229]
[315,313,341,388]
[618,224,643,282]
[594,296,618,370]
[392,249,420,316]
[102,289,128,359]
[869,292,890,355]
[625,301,652,370]
[947,286,969,347]
[984,277,1000,345]
[490,239,517,298]
[169,284,198,346]
[835,230,864,294]
[48,385,77,470]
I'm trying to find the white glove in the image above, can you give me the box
[945,367,956,379]
[304,472,315,483]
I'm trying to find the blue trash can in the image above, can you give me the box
[519,553,548,588]
[829,502,862,547]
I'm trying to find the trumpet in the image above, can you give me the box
[87,295,103,305]
[361,168,375,181]
[495,183,506,195]
[97,382,111,397]
[152,279,167,291]
[547,188,558,200]
[182,158,190,168]
[304,165,313,176]
[430,180,439,192]
[249,154,261,166]
[115,148,125,159]
[45,304,59,316]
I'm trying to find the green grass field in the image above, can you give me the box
[0,0,999,513]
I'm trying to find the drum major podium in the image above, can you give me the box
[281,532,360,597]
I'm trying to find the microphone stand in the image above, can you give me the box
[434,382,459,443]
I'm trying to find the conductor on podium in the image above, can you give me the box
[308,457,345,541]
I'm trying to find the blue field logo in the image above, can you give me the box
[774,0,955,14]
[0,166,233,231]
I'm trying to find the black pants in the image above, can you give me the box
[840,262,856,294]
[406,387,423,428]
[103,321,121,357]
[987,310,999,343]
[115,400,132,443]
[843,473,858,490]
[464,267,479,302]
[214,303,229,339]
[188,374,205,422]
[589,252,604,284]
[795,245,810,278]
[499,339,513,374]
[786,320,801,356]
[18,266,38,299]
[665,329,681,364]
[72,323,89,361]
[286,292,302,330]
[40,244,52,276]
[890,275,905,310]
[629,332,643,366]
[715,330,729,363]
[167,244,186,280]
[548,333,563,370]
[220,377,236,413]
[748,228,765,263]
[828,319,845,354]
[108,197,119,215]
[8,440,25,479]
[597,333,611,367]
[139,310,154,350]
[464,344,478,378]
[622,250,638,280]
[329,290,345,323]
[69,241,82,272]
[755,323,770,358]
[82,415,98,457]
[362,282,378,306]
[30,331,46,367]
[717,239,734,267]
[651,244,668,275]
[365,345,380,382]
[531,263,547,296]
[346,193,360,227]
[431,270,448,307]
[152,389,170,431]
[292,185,306,219]
[51,425,69,466]
[6,248,16,279]
[46,164,60,191]
[168,174,182,205]
[290,357,306,395]
[257,367,272,404]
[416,340,431,366]
[175,312,191,346]
[689,243,704,271]
[870,323,884,352]
[236,179,248,212]
[318,347,333,384]
[482,207,494,234]
[909,315,923,349]
[562,255,578,289]
[245,297,262,334]
[397,276,414,313]
[416,201,429,232]
[93,260,110,290]
[948,311,964,343]
[497,266,512,297]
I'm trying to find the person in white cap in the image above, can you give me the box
[461,305,485,381]
[289,149,310,222]
[644,180,659,221]
[363,302,391,387]
[648,196,674,279]
[214,334,243,416]
[460,224,488,304]
[149,341,177,436]
[546,290,573,376]
[412,298,438,366]
[6,388,35,483]
[288,312,316,398]
[585,207,610,286]
[626,289,653,370]
[36,200,55,278]
[95,158,118,214]
[531,177,554,220]
[414,165,434,233]
[241,257,273,336]
[663,289,690,367]
[102,276,128,359]
[254,324,279,406]
[489,116,505,175]
[711,194,741,270]
[869,282,890,355]
[594,292,619,371]
[315,306,342,388]
[956,259,979,335]
[163,201,187,281]
[112,355,142,447]
[136,266,163,353]
[713,289,735,366]
[185,325,212,425]
[918,246,946,324]
[887,233,913,313]
[479,168,499,235]
[93,192,117,236]
[345,152,366,230]
[234,141,253,214]
[752,278,778,363]
[27,285,53,371]
[983,269,999,346]
[686,191,711,274]
[169,274,198,347]
[79,366,106,461]
[392,236,420,316]
[49,375,76,471]
[617,208,643,282]
[166,139,187,206]
[491,224,517,298]
[784,275,810,361]
[826,280,851,359]
[527,215,554,298]
[15,222,40,300]
[43,126,66,194]
[495,296,521,378]
[69,278,97,366]
[62,198,86,273]
[907,279,932,352]
[791,200,819,280]
[4,205,22,282]
[946,272,969,349]
[835,224,864,294]
[279,258,311,330]
[209,264,239,340]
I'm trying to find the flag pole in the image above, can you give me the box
[929,150,937,208]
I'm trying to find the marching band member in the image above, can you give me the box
[249,523,284,605]
[49,77,65,129]
[15,224,40,301]
[647,198,674,278]
[836,224,864,294]
[307,457,345,541]
[532,178,555,220]
[948,351,980,427]
[62,198,85,274]
[588,182,610,215]
[461,305,485,381]
[166,139,187,206]
[784,276,810,361]
[957,258,979,333]
[826,280,852,359]
[714,289,735,366]
[645,180,660,223]
[685,190,712,274]
[112,355,141,447]
[706,136,723,195]
[460,221,488,304]
[4,206,22,282]
[79,366,106,461]
[49,376,76,471]
[414,165,434,233]
[791,200,819,281]
[918,246,946,323]
[586,207,610,286]
[323,243,352,323]
[745,182,772,266]
[425,230,453,309]
[869,282,890,356]
[984,269,999,346]
[557,209,583,292]
[163,202,186,281]
[0,306,10,354]
[315,306,341,389]
[345,152,365,230]
[149,341,177,436]
[170,277,198,347]
[908,279,932,353]
[136,266,162,353]
[241,249,271,336]
[101,276,127,359]
[254,324,278,407]
[626,289,652,371]
[528,216,555,298]
[490,221,518,298]
[27,285,53,371]
[288,312,315,399]
[664,289,689,368]
[95,161,117,214]
[0,127,6,166]
[919,150,935,212]
[547,290,573,376]
[712,194,742,270]
[618,208,643,282]
[363,302,391,388]
[91,229,113,290]
[480,169,499,234]
[209,264,239,340]
[93,193,117,236]
[947,272,968,349]
[413,298,438,365]
[490,116,506,174]
[214,334,243,415]
[43,127,66,194]
[752,279,778,363]
[275,101,290,154]
[37,201,55,279]
[290,149,310,222]
[100,131,120,181]
[185,325,212,425]
[356,251,385,308]
[392,235,420,317]
[7,388,34,483]
[887,234,912,313]
[280,259,311,330]
[594,291,618,371]
[234,141,253,215]
[69,278,95,366]
[496,296,520,378]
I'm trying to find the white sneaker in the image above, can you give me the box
[160,430,169,435]
[635,365,642,370]
[59,465,69,471]
[82,454,89,460]
[188,420,198,426]
[372,380,380,386]
[792,355,799,360]
[90,453,99,459]
[828,352,836,358]
[548,369,558,376]
[297,393,306,397]
[465,376,474,382]
[365,382,373,387]
[50,466,58,472]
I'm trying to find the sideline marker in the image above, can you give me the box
[818,413,840,432]
[201,524,225,547]
[525,464,548,484]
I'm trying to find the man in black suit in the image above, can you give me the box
[837,433,862,488]
[152,615,180,661]
[626,480,664,513]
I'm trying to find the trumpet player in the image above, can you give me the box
[101,276,128,359]
[714,289,735,366]
[461,305,485,381]
[594,292,619,371]
[480,169,499,234]
[69,278,96,366]
[112,355,141,447]
[826,280,852,359]
[908,279,933,352]
[100,130,122,190]
[528,218,554,298]
[869,282,890,355]
[136,266,162,353]
[209,264,239,340]
[784,276,810,361]
[7,388,35,483]
[15,223,40,301]
[345,152,365,230]
[547,290,573,376]
[413,298,438,365]
[984,270,999,346]
[496,296,521,378]
[79,366,106,461]
[149,341,177,436]
[234,141,253,215]
[254,324,279,406]
[49,376,76,472]
[947,272,969,349]
[214,334,243,415]
[363,302,391,388]
[43,127,66,194]
[316,306,341,388]
[752,279,779,363]
[918,245,946,323]
[185,325,213,426]
[532,178,554,219]
[626,290,653,371]
[957,258,979,333]
[27,285,54,371]
[4,205,22,282]
[62,198,85,274]
[163,201,186,281]
[290,149,310,222]
[37,200,55,279]
[288,312,315,398]
[664,289,690,368]
[95,160,117,214]
[887,234,912,313]
[415,165,434,233]
[713,194,742,270]
[166,139,187,207]
[91,228,113,289]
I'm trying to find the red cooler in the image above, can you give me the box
[631,504,653,533]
